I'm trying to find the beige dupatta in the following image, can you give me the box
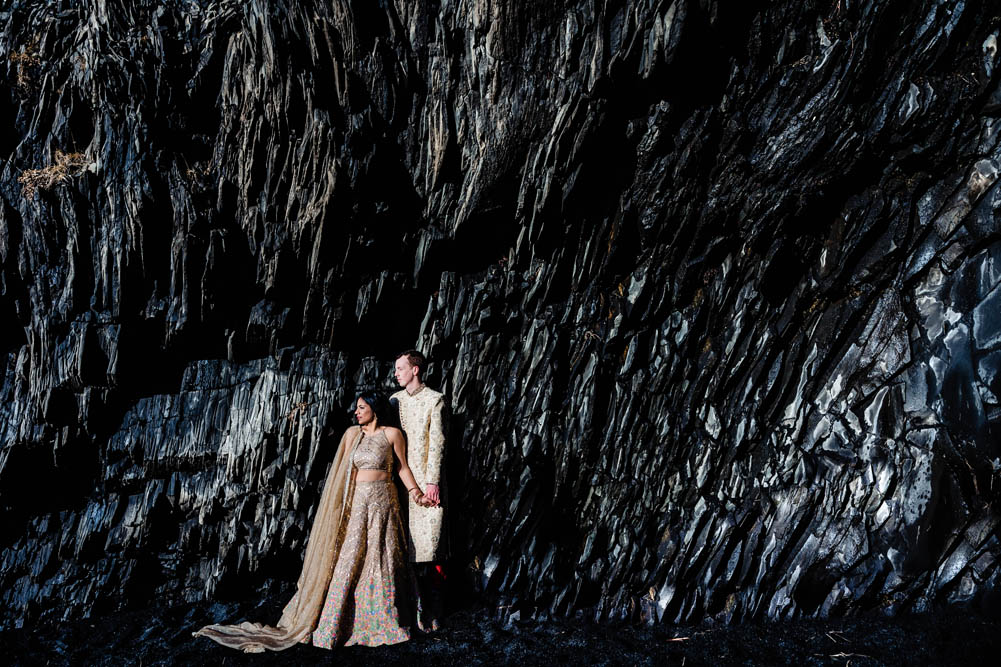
[193,426,363,652]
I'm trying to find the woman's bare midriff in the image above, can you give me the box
[356,470,390,482]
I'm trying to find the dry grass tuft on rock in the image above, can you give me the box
[9,38,42,94]
[19,151,90,197]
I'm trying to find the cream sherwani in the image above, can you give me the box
[392,385,447,562]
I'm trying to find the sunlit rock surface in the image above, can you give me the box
[1,0,999,629]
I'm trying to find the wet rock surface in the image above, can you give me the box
[1,0,1000,635]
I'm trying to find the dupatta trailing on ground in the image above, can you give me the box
[193,426,363,653]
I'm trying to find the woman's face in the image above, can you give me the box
[355,398,375,425]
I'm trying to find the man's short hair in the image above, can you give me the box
[396,349,427,372]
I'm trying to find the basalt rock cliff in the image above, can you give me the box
[1,0,1000,630]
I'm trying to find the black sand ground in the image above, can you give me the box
[1,596,997,666]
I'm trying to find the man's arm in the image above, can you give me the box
[424,395,445,505]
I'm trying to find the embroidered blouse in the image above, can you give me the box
[351,430,393,474]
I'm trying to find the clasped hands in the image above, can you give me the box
[412,483,441,508]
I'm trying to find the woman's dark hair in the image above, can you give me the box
[355,391,390,425]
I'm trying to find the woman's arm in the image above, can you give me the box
[387,427,430,506]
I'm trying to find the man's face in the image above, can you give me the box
[394,356,418,387]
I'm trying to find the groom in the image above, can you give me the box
[391,349,448,631]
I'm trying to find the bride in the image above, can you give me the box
[194,391,429,652]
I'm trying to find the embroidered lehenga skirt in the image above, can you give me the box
[311,480,413,648]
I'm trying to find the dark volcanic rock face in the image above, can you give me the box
[1,0,999,630]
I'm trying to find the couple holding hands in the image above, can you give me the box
[195,349,448,652]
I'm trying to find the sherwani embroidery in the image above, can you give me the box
[392,386,448,562]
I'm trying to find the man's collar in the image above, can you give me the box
[406,384,426,397]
